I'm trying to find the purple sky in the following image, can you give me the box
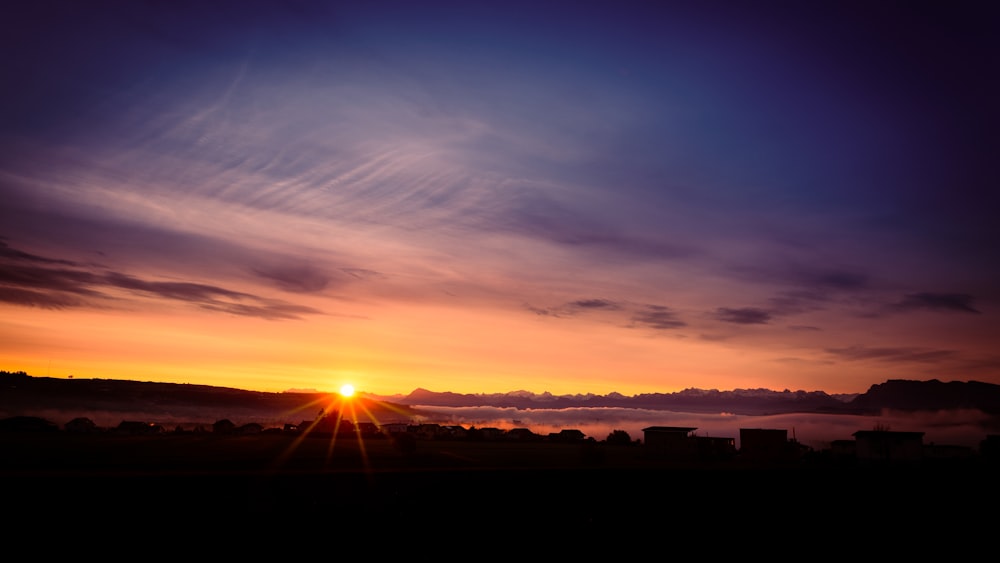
[1,1,998,396]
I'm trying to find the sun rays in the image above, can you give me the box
[264,387,416,478]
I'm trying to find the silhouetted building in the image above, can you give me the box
[380,422,409,436]
[65,417,99,433]
[853,430,924,462]
[740,428,795,462]
[213,419,236,435]
[694,435,737,461]
[506,427,541,441]
[551,429,586,443]
[116,420,164,435]
[642,426,698,460]
[236,422,263,435]
[829,439,857,461]
[440,425,469,439]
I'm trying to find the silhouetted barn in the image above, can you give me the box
[853,430,924,462]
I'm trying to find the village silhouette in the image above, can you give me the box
[3,370,998,533]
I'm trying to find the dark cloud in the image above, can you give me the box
[104,272,250,302]
[503,196,697,261]
[199,300,322,321]
[825,346,956,364]
[0,287,88,309]
[715,307,771,325]
[568,299,619,310]
[732,262,870,294]
[527,298,622,319]
[253,265,332,293]
[767,290,830,315]
[891,292,981,314]
[524,304,555,317]
[804,270,869,291]
[0,241,322,320]
[631,305,685,330]
[0,264,107,298]
[0,239,79,266]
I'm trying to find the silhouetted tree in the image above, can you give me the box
[606,429,633,446]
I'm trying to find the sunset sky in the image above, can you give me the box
[2,1,997,397]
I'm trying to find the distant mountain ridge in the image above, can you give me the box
[3,371,999,422]
[369,379,1000,416]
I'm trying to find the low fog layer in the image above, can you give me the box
[411,406,998,450]
[4,403,995,452]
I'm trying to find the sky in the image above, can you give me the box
[1,0,998,397]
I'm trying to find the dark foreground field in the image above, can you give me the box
[3,432,997,542]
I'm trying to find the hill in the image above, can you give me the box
[0,370,420,429]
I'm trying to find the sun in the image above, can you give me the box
[339,383,355,398]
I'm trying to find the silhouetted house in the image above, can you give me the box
[642,426,698,460]
[297,411,357,436]
[440,425,469,439]
[236,422,263,435]
[65,417,99,433]
[355,421,380,436]
[213,419,236,435]
[550,429,586,443]
[380,422,409,436]
[740,428,796,462]
[414,423,443,439]
[506,427,541,441]
[853,430,924,462]
[116,420,163,435]
[479,427,505,441]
